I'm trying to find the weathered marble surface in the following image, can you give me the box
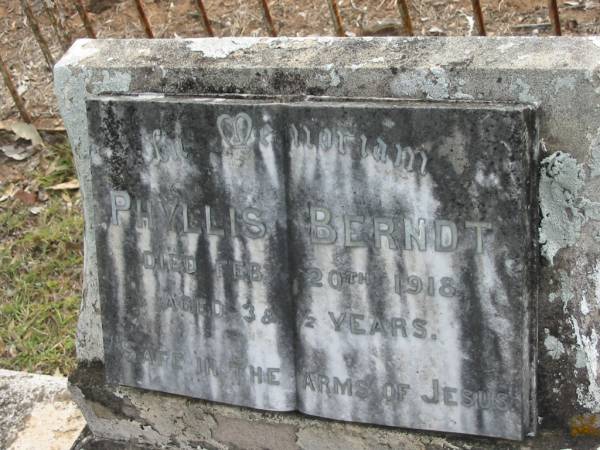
[286,101,538,439]
[88,97,295,410]
[87,96,537,439]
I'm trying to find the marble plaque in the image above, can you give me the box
[87,96,537,439]
[87,97,296,410]
[285,101,538,440]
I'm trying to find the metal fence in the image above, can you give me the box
[0,0,575,124]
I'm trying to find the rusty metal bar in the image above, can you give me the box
[471,0,486,36]
[74,0,97,39]
[327,0,345,37]
[133,0,154,38]
[396,0,414,36]
[259,0,277,37]
[195,0,214,37]
[52,0,73,45]
[548,0,562,36]
[0,51,33,123]
[19,0,55,70]
[43,0,71,51]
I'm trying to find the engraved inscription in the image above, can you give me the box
[290,123,429,174]
[157,294,224,318]
[327,311,430,339]
[301,371,519,412]
[109,190,268,239]
[308,206,493,253]
[217,112,254,152]
[141,124,190,163]
[89,96,536,440]
[395,274,457,298]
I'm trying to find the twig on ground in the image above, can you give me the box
[512,22,552,30]
[471,0,486,35]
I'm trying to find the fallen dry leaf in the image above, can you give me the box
[61,191,73,210]
[1,143,35,161]
[0,162,24,183]
[37,190,49,202]
[0,121,43,161]
[0,183,18,202]
[48,179,80,190]
[14,190,37,205]
[427,26,446,35]
[9,121,43,147]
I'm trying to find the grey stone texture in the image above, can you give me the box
[54,36,600,446]
[68,362,599,450]
[0,369,85,450]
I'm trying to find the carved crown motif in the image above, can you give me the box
[217,113,253,151]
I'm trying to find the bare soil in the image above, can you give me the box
[1,0,599,127]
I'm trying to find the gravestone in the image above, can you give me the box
[55,37,600,449]
[86,95,537,439]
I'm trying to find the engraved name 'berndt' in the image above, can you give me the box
[309,206,492,253]
[109,191,492,253]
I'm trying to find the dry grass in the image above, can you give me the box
[0,135,82,374]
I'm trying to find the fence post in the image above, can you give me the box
[548,0,562,36]
[327,0,345,37]
[19,0,55,70]
[471,0,486,36]
[74,0,97,39]
[195,0,214,37]
[396,0,414,36]
[133,0,155,38]
[259,0,277,37]
[0,50,33,123]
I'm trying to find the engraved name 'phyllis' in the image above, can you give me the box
[110,190,492,253]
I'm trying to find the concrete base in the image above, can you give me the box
[0,369,86,450]
[68,362,598,450]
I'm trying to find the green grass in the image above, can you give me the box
[0,140,83,375]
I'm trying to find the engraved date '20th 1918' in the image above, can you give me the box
[303,267,457,298]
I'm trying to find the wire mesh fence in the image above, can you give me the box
[1,0,599,126]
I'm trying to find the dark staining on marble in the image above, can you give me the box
[88,97,297,411]
[283,102,537,440]
[87,95,538,440]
